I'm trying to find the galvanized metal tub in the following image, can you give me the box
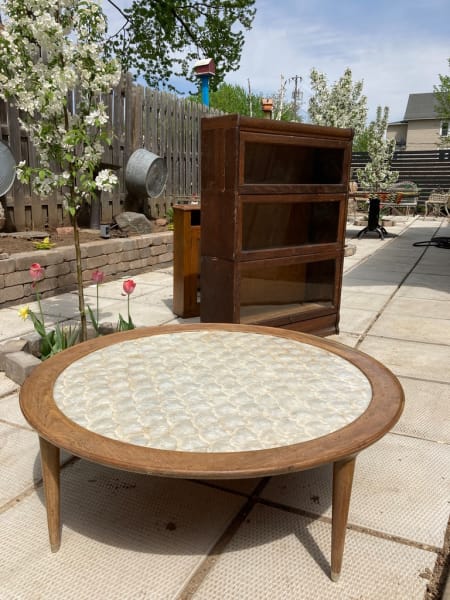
[125,149,167,198]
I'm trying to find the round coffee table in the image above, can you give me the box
[20,323,404,581]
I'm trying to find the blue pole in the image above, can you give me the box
[200,74,211,106]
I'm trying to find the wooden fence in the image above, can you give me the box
[351,150,450,202]
[0,73,222,231]
[3,87,449,232]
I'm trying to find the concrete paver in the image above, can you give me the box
[0,372,19,397]
[359,336,450,382]
[0,309,37,340]
[262,433,450,547]
[398,273,450,301]
[339,279,400,297]
[393,378,450,443]
[383,295,450,319]
[0,421,73,506]
[0,391,28,428]
[0,422,47,505]
[344,266,409,283]
[192,505,436,600]
[369,313,450,344]
[1,462,246,600]
[340,290,392,311]
[338,307,379,335]
[0,216,449,599]
[415,254,450,276]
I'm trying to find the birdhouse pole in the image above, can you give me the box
[193,59,216,107]
[200,76,210,106]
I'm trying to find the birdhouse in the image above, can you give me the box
[261,98,274,112]
[193,58,216,77]
[261,98,274,118]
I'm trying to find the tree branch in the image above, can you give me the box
[104,0,129,22]
[104,0,131,41]
[170,7,200,47]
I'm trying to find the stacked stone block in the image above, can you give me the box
[0,232,173,308]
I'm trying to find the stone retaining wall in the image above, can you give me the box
[0,231,173,308]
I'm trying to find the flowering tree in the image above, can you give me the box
[308,68,368,138]
[272,74,302,122]
[0,0,121,341]
[434,58,450,147]
[356,106,399,194]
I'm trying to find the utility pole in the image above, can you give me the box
[291,75,302,120]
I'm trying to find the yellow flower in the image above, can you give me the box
[33,237,55,249]
[18,306,30,320]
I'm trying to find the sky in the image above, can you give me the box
[103,0,450,124]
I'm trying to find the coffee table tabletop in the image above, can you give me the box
[20,323,404,580]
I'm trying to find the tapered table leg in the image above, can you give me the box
[39,437,61,552]
[331,455,356,582]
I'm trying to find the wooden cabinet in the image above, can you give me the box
[200,114,353,336]
[172,205,201,318]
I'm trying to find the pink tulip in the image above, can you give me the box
[29,263,45,319]
[122,279,136,295]
[29,263,45,281]
[91,269,105,284]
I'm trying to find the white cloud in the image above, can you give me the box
[224,1,449,123]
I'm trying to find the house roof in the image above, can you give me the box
[404,93,439,121]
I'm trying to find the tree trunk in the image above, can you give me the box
[71,213,87,341]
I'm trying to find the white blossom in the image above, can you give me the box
[356,107,399,193]
[85,107,109,127]
[95,170,118,192]
[0,0,121,207]
[308,68,368,137]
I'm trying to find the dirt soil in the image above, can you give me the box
[0,224,168,256]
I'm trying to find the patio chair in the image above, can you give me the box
[383,181,419,216]
[425,189,450,217]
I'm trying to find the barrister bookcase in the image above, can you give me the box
[200,114,353,336]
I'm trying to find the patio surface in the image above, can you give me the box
[0,216,449,599]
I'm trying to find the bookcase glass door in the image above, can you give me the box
[242,202,340,251]
[239,259,336,324]
[243,142,345,185]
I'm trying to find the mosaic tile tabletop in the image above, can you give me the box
[54,330,372,453]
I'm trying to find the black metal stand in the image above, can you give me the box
[357,198,388,240]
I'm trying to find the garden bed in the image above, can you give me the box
[0,224,169,256]
[0,229,174,308]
